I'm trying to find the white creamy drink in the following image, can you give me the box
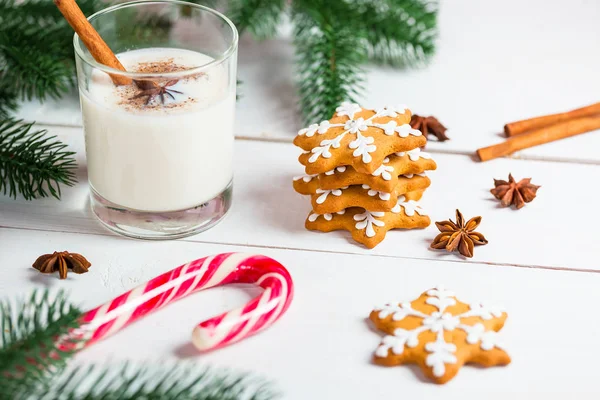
[81,48,235,212]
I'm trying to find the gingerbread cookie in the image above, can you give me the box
[294,171,429,197]
[311,187,425,214]
[370,286,510,384]
[305,196,430,248]
[295,103,427,175]
[318,149,436,192]
[292,174,321,195]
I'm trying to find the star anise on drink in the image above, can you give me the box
[32,251,91,279]
[410,114,449,141]
[490,173,540,210]
[131,79,182,105]
[430,209,488,258]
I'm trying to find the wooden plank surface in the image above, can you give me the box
[13,0,600,163]
[3,2,599,397]
[1,228,599,399]
[1,126,598,271]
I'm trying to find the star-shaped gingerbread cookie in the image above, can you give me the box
[317,149,437,192]
[294,172,430,200]
[295,103,427,175]
[305,196,430,248]
[295,179,429,214]
[370,286,510,384]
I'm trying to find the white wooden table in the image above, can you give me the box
[2,1,600,398]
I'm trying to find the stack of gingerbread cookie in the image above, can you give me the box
[292,103,437,248]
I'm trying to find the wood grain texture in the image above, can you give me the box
[0,127,598,271]
[1,229,600,398]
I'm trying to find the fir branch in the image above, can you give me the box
[0,119,77,200]
[0,0,99,28]
[0,0,101,102]
[1,289,277,400]
[358,0,439,68]
[0,290,83,397]
[0,28,75,101]
[228,0,286,39]
[0,83,19,119]
[28,363,277,400]
[292,0,367,123]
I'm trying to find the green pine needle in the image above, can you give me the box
[0,290,83,396]
[0,290,277,400]
[0,0,99,28]
[32,363,277,400]
[0,83,19,119]
[292,0,367,123]
[0,28,75,102]
[228,0,286,39]
[0,0,101,102]
[0,119,77,200]
[360,0,438,68]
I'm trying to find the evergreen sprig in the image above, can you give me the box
[0,290,277,400]
[0,290,83,396]
[0,0,437,123]
[0,0,101,110]
[0,119,77,200]
[33,363,276,400]
[359,0,438,68]
[292,0,367,123]
[0,83,18,119]
[228,0,286,39]
[292,0,438,122]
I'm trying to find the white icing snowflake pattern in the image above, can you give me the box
[308,210,346,222]
[297,120,334,137]
[353,210,385,237]
[396,123,422,138]
[336,102,362,119]
[371,157,394,180]
[375,105,407,117]
[324,166,347,176]
[374,286,506,378]
[348,130,376,163]
[396,147,432,161]
[390,196,426,216]
[309,134,346,163]
[301,103,422,165]
[293,174,317,183]
[362,185,391,201]
[315,188,344,204]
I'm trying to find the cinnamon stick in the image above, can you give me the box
[477,116,600,162]
[54,0,131,85]
[504,102,600,137]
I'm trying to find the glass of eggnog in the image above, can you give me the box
[73,0,237,239]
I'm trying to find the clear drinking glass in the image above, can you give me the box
[74,0,238,239]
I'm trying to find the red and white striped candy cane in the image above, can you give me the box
[70,253,293,352]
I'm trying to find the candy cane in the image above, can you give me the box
[65,253,293,352]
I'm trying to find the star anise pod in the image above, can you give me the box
[430,210,488,258]
[490,174,540,210]
[131,79,182,105]
[410,114,449,141]
[32,251,91,279]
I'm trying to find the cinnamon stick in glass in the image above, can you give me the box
[54,0,131,85]
[477,116,600,162]
[504,102,600,137]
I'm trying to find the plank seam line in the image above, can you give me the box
[28,122,600,166]
[1,225,597,275]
